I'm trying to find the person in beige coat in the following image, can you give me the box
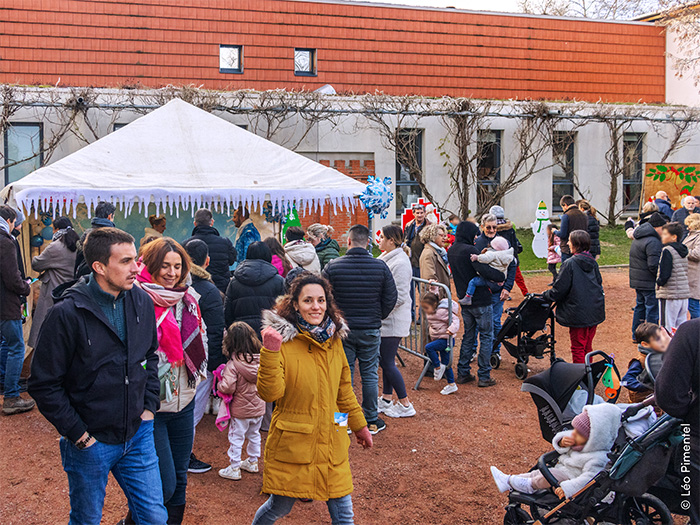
[28,217,79,348]
[419,223,451,299]
[684,213,700,319]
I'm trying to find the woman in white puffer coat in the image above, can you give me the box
[491,403,622,499]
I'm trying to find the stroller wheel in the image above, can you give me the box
[490,353,502,369]
[621,493,673,525]
[503,505,531,525]
[514,362,528,380]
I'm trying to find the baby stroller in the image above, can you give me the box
[502,351,685,524]
[492,294,556,380]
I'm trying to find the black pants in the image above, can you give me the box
[547,263,558,281]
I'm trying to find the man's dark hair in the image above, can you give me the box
[559,195,576,208]
[246,241,272,263]
[95,201,116,219]
[285,226,305,243]
[569,229,591,254]
[0,205,17,222]
[194,208,213,226]
[634,322,662,345]
[84,227,135,268]
[348,224,370,246]
[662,222,683,241]
[184,238,209,266]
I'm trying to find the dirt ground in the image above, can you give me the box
[0,269,680,524]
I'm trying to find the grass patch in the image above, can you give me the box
[517,226,631,271]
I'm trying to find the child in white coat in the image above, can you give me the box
[490,403,622,499]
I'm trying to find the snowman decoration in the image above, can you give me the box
[531,201,551,259]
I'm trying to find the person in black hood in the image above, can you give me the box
[184,208,237,294]
[655,221,690,332]
[447,221,506,387]
[74,201,116,279]
[225,241,285,335]
[629,212,666,339]
[29,227,167,524]
[543,230,605,364]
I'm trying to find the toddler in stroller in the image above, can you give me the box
[491,403,622,499]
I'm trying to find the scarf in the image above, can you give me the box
[429,241,449,266]
[135,267,207,386]
[91,216,115,228]
[0,216,10,235]
[296,313,336,344]
[52,226,72,241]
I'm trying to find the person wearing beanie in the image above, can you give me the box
[629,211,666,340]
[490,403,622,499]
[458,236,513,306]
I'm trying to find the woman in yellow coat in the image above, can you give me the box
[253,273,373,524]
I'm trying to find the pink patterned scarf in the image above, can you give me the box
[136,267,207,386]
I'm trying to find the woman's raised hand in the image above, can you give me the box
[261,326,283,353]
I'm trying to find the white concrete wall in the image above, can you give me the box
[665,25,700,107]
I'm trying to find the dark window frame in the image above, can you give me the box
[622,132,645,212]
[552,131,576,212]
[476,130,502,210]
[294,48,317,77]
[4,122,44,186]
[219,44,244,74]
[395,128,424,218]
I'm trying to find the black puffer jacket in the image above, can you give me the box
[543,252,605,328]
[28,278,160,444]
[190,265,226,372]
[629,222,663,291]
[586,213,601,257]
[448,222,507,308]
[322,247,397,330]
[224,259,285,335]
[185,225,237,294]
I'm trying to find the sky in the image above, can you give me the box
[349,0,522,14]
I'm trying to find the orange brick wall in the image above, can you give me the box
[298,159,373,240]
[0,0,667,103]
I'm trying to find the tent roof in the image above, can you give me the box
[1,98,366,216]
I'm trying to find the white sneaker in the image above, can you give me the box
[218,465,242,480]
[377,396,394,414]
[211,396,221,415]
[440,383,458,395]
[490,466,511,493]
[384,402,416,418]
[433,364,446,381]
[204,396,212,415]
[240,458,259,473]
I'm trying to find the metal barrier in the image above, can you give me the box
[398,277,455,390]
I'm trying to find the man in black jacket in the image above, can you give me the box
[655,318,700,523]
[555,195,588,262]
[323,224,397,434]
[29,227,167,525]
[448,221,505,387]
[184,208,237,294]
[184,239,225,475]
[629,212,666,339]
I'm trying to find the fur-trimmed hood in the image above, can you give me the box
[496,220,514,232]
[189,263,213,282]
[261,309,349,343]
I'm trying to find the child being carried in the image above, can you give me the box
[459,236,514,306]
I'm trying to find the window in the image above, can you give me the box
[294,48,316,76]
[395,129,423,217]
[113,123,127,131]
[477,130,501,210]
[219,45,243,74]
[623,133,644,211]
[552,131,576,211]
[4,123,43,185]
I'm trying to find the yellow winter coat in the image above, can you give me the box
[257,310,366,501]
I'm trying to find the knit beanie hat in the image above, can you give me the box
[489,205,505,219]
[490,236,510,252]
[648,212,667,228]
[571,410,591,440]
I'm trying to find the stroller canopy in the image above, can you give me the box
[524,360,589,412]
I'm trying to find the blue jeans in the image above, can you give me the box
[689,298,700,320]
[425,338,455,383]
[59,419,166,525]
[343,328,381,423]
[491,293,504,354]
[632,289,658,337]
[458,305,493,381]
[154,400,194,507]
[252,494,354,524]
[0,319,25,398]
[466,276,488,297]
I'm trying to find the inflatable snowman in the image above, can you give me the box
[531,201,550,259]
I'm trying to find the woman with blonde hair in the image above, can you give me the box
[419,223,450,298]
[306,223,340,270]
[625,201,659,239]
[683,213,700,319]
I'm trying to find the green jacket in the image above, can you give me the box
[316,238,340,270]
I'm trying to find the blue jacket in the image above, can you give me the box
[654,198,673,222]
[235,222,261,264]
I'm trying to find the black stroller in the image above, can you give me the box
[492,294,557,380]
[502,351,686,524]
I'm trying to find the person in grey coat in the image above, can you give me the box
[28,217,79,348]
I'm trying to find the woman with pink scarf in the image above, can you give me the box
[135,238,207,525]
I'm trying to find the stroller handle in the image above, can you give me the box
[537,450,561,489]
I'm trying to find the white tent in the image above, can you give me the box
[1,99,366,217]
